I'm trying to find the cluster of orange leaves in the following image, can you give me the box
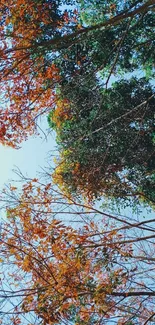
[0,180,134,325]
[0,0,79,147]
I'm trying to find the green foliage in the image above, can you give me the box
[50,77,154,202]
[47,0,155,204]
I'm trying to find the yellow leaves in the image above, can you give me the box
[9,247,16,255]
[22,255,31,271]
[23,295,33,306]
[77,24,82,29]
[49,98,72,131]
[37,187,41,194]
[72,162,80,174]
[110,229,117,236]
[75,258,81,270]
[0,258,3,263]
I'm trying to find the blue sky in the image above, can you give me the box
[0,118,56,189]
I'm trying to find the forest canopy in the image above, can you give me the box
[0,1,155,325]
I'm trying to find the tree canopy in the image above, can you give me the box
[0,0,154,148]
[48,0,155,203]
[0,1,155,325]
[50,77,154,202]
[1,178,155,325]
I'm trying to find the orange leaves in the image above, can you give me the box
[45,183,51,191]
[11,316,21,325]
[0,1,64,147]
[1,177,152,324]
[33,225,47,239]
[45,65,60,80]
[0,124,6,139]
[23,255,31,272]
[10,186,17,191]
[0,0,82,147]
[62,11,69,24]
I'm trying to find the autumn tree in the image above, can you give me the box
[0,2,155,325]
[0,176,155,325]
[0,0,78,146]
[0,0,154,147]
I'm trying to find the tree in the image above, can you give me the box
[0,176,155,325]
[47,0,155,203]
[0,2,155,322]
[0,0,154,146]
[50,77,155,203]
[0,0,78,147]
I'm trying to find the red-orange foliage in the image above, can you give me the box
[0,0,76,147]
[0,179,155,324]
